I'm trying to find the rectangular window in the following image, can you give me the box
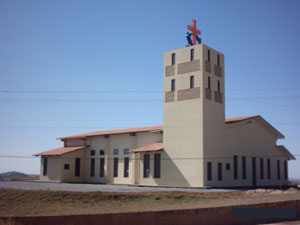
[208,49,210,62]
[208,76,211,89]
[260,158,264,179]
[171,79,175,92]
[217,54,220,66]
[284,160,288,180]
[123,148,129,155]
[154,153,161,178]
[113,149,119,155]
[43,157,48,176]
[190,76,194,88]
[90,150,95,156]
[277,160,280,179]
[190,49,194,61]
[113,158,118,177]
[242,156,246,179]
[100,149,105,155]
[226,163,230,171]
[100,158,105,177]
[124,157,129,177]
[217,80,220,93]
[90,158,95,177]
[64,164,69,170]
[218,163,222,181]
[233,155,238,180]
[171,53,175,65]
[143,154,150,178]
[267,159,271,180]
[207,162,212,181]
[75,158,80,177]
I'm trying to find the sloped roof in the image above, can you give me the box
[33,146,87,156]
[276,146,296,160]
[129,142,163,153]
[225,115,284,139]
[58,125,163,140]
[57,115,283,140]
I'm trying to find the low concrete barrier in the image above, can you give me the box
[1,200,299,225]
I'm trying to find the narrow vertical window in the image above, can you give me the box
[217,54,220,66]
[144,154,150,178]
[154,153,161,178]
[208,76,211,89]
[233,155,238,180]
[217,80,220,93]
[242,156,246,179]
[171,79,175,92]
[190,76,194,88]
[277,160,280,179]
[190,48,194,61]
[90,158,95,177]
[75,158,80,177]
[284,160,288,180]
[218,163,222,181]
[208,49,210,62]
[207,162,212,181]
[260,158,264,179]
[267,159,271,179]
[43,157,48,176]
[100,158,105,177]
[90,150,95,156]
[171,53,175,65]
[124,157,129,177]
[114,158,118,177]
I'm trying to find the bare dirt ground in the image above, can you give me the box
[0,188,300,217]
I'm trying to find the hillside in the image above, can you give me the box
[0,171,39,181]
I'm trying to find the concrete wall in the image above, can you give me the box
[65,138,86,147]
[39,156,61,181]
[203,119,289,187]
[60,148,87,183]
[163,44,205,187]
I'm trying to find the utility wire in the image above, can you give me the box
[1,88,300,93]
[0,155,299,160]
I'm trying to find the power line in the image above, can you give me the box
[0,155,298,160]
[1,88,300,94]
[0,96,299,103]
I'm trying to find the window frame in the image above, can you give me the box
[190,48,194,61]
[143,154,150,178]
[207,162,212,181]
[190,76,194,89]
[113,158,118,177]
[124,157,129,177]
[171,79,175,92]
[100,158,105,177]
[171,53,176,65]
[90,158,95,177]
[43,157,48,176]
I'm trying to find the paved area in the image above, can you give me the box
[0,180,238,193]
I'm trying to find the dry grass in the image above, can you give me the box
[0,188,299,217]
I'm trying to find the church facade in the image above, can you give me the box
[34,42,295,188]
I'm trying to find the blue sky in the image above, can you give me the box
[0,0,299,178]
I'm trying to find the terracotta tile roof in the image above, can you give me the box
[58,125,163,140]
[33,146,87,156]
[225,115,259,123]
[129,142,163,153]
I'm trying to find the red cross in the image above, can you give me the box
[187,20,201,45]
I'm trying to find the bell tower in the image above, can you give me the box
[163,20,225,187]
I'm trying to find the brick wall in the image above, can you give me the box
[214,91,223,103]
[177,87,200,101]
[165,65,175,77]
[214,65,222,78]
[165,91,175,103]
[178,60,200,74]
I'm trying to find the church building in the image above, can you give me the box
[34,21,295,187]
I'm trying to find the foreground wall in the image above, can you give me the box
[2,200,299,225]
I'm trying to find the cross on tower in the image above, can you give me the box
[187,19,201,45]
